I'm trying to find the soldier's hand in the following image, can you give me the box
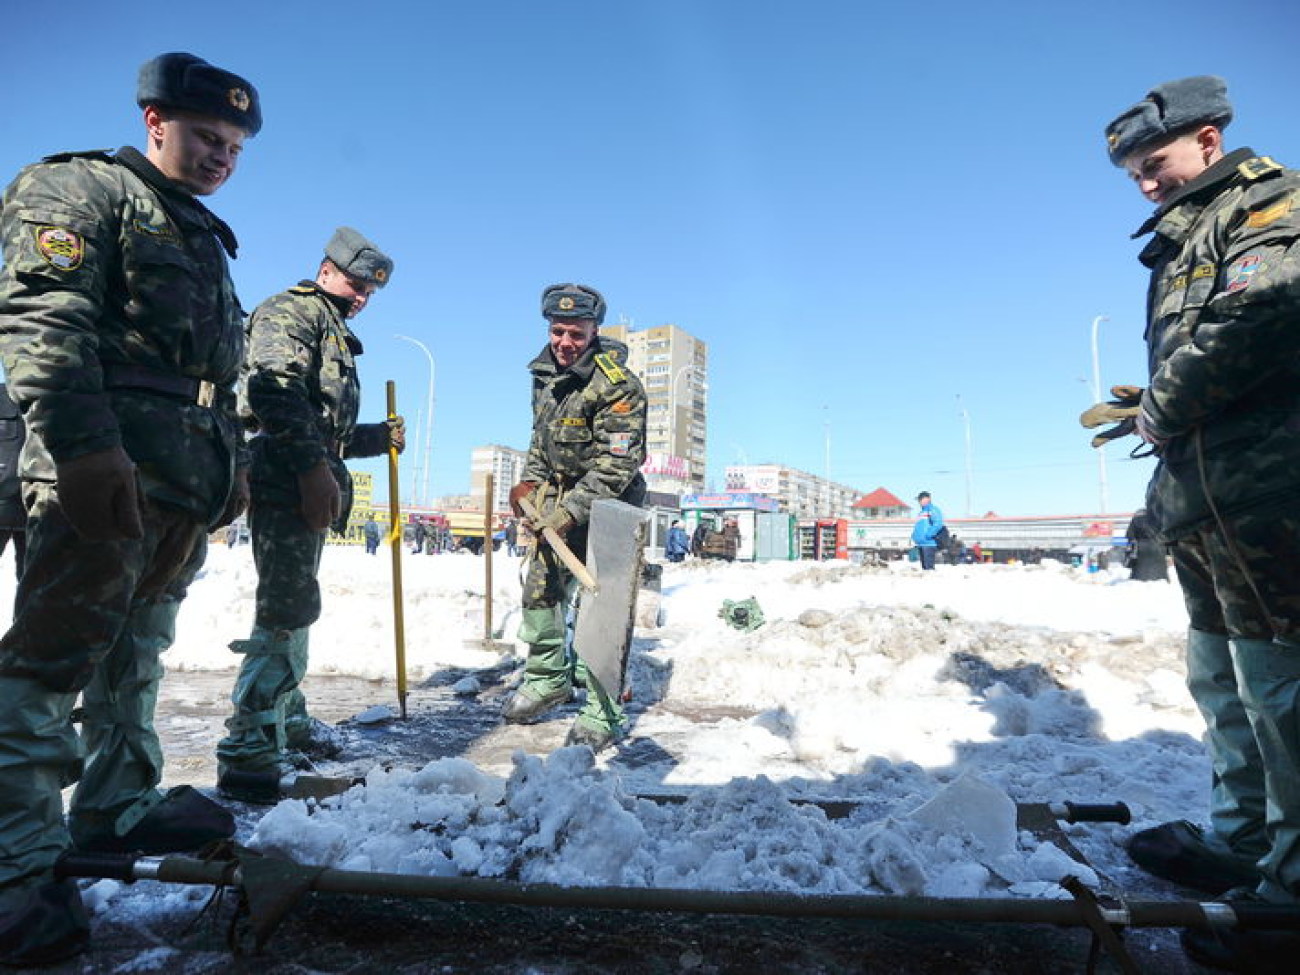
[56,446,144,541]
[509,480,538,517]
[216,467,250,528]
[535,506,575,541]
[297,461,341,533]
[387,416,406,454]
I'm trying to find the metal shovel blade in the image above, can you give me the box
[573,499,647,700]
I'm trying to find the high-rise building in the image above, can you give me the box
[471,444,527,513]
[725,463,862,520]
[600,320,707,493]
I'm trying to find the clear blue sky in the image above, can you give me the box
[4,0,1298,516]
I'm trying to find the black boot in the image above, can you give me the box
[0,878,89,967]
[71,785,235,855]
[1127,820,1260,895]
[1181,888,1300,974]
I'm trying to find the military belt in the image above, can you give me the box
[102,363,230,408]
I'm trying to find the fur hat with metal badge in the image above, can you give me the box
[136,52,262,136]
[541,283,606,325]
[325,227,393,287]
[1104,75,1232,166]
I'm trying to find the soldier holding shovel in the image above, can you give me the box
[505,283,647,752]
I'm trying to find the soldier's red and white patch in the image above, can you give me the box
[35,226,84,270]
[609,432,631,457]
[1224,254,1263,294]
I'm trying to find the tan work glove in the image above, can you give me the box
[1080,384,1144,448]
[533,505,575,541]
[56,446,144,541]
[297,461,340,533]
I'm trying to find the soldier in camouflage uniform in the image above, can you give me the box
[216,228,403,802]
[0,53,260,964]
[505,283,647,753]
[1104,76,1300,971]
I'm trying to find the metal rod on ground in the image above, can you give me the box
[386,380,408,719]
[483,472,495,641]
[517,494,597,591]
[53,852,1300,931]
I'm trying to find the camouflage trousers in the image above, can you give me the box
[0,482,207,886]
[1170,498,1300,641]
[250,497,326,631]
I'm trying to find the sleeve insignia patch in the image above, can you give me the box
[1192,264,1215,279]
[610,400,633,414]
[34,226,84,270]
[1224,254,1264,294]
[1246,194,1293,229]
[132,219,178,243]
[609,432,631,456]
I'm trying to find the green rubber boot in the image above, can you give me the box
[216,626,310,796]
[68,599,174,842]
[502,606,572,723]
[1190,629,1269,859]
[1231,636,1300,902]
[566,657,627,753]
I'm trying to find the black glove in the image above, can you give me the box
[56,446,143,541]
[297,461,340,533]
[387,415,406,454]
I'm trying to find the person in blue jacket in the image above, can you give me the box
[911,491,944,570]
[665,520,689,563]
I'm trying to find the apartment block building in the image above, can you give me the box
[470,444,528,513]
[724,463,862,520]
[600,320,707,493]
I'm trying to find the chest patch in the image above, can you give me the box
[1224,254,1264,294]
[34,226,84,270]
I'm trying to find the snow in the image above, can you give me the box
[11,544,1210,923]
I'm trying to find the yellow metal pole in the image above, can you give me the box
[483,472,495,641]
[386,381,408,719]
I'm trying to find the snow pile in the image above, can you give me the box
[252,749,1105,899]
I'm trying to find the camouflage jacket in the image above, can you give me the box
[0,147,245,525]
[523,336,647,526]
[241,282,388,510]
[1136,148,1300,539]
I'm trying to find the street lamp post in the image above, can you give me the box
[395,334,435,506]
[1090,315,1110,514]
[957,394,973,516]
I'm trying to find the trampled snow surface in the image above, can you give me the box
[55,546,1206,922]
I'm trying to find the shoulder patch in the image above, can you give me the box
[1246,193,1294,229]
[289,285,316,295]
[593,353,626,384]
[34,226,84,270]
[1237,156,1284,181]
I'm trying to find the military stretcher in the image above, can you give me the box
[54,792,1300,974]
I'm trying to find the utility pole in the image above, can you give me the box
[1090,315,1110,514]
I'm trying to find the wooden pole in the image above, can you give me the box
[483,473,495,641]
[386,381,408,719]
